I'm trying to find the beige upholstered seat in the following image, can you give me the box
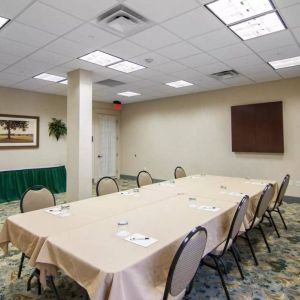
[137,171,153,188]
[174,166,186,179]
[161,227,207,300]
[21,186,56,213]
[96,177,119,196]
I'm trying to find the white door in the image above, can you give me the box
[96,115,118,178]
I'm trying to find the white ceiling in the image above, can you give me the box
[0,0,300,103]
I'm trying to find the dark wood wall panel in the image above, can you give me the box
[231,101,284,153]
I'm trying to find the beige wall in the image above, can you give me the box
[120,77,300,197]
[0,86,67,170]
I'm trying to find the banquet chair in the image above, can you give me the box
[240,184,274,266]
[160,226,207,300]
[204,196,249,300]
[96,176,119,196]
[137,170,153,187]
[18,185,56,293]
[265,174,290,238]
[174,166,186,179]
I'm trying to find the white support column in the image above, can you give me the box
[67,69,93,202]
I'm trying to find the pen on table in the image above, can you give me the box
[130,237,149,241]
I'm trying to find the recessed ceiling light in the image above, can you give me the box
[165,80,194,88]
[229,12,285,40]
[117,91,141,97]
[206,0,274,25]
[0,16,10,29]
[34,73,66,82]
[79,50,122,66]
[59,80,68,85]
[108,61,145,73]
[269,56,300,69]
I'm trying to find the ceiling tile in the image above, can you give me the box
[221,76,254,87]
[0,52,21,66]
[246,70,282,82]
[0,37,36,57]
[280,4,300,28]
[13,78,52,90]
[130,52,170,66]
[172,69,204,81]
[133,68,163,80]
[128,26,180,51]
[189,28,240,51]
[210,43,254,60]
[43,38,93,58]
[102,40,148,60]
[0,0,33,18]
[291,27,300,44]
[132,79,156,88]
[16,2,82,35]
[4,58,52,77]
[156,42,200,60]
[196,62,230,75]
[151,61,187,73]
[259,44,300,61]
[0,72,29,86]
[60,59,103,72]
[235,63,274,75]
[125,0,199,23]
[198,77,228,89]
[225,54,264,68]
[28,50,71,66]
[162,7,224,39]
[64,24,120,48]
[40,0,117,20]
[180,53,217,67]
[276,65,300,78]
[273,0,300,8]
[245,30,296,53]
[0,21,57,48]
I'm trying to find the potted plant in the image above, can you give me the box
[48,118,67,141]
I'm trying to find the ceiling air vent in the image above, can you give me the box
[95,4,153,37]
[96,79,125,87]
[211,70,240,80]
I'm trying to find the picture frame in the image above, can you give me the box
[0,114,39,149]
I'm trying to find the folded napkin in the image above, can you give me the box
[198,205,220,212]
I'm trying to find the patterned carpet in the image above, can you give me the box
[0,179,299,300]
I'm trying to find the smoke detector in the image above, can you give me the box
[95,5,153,37]
[211,70,240,80]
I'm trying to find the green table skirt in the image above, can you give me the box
[0,166,66,203]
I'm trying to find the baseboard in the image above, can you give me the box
[284,196,300,204]
[120,174,164,183]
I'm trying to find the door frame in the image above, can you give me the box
[92,107,120,183]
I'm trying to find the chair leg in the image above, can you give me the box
[245,231,258,266]
[219,257,229,274]
[48,276,61,300]
[231,246,244,280]
[268,211,280,238]
[27,272,35,291]
[258,224,271,253]
[211,255,231,300]
[232,243,242,262]
[277,207,288,230]
[18,253,25,278]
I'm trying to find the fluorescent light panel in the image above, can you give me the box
[0,16,10,29]
[34,73,66,82]
[230,12,285,40]
[59,80,68,85]
[165,80,194,88]
[206,0,274,25]
[79,50,121,66]
[108,61,145,73]
[269,56,300,69]
[118,91,141,97]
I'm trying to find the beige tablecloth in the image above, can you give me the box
[36,196,237,300]
[0,174,278,300]
[0,188,177,265]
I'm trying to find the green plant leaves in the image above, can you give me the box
[48,118,67,141]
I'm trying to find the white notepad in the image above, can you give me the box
[125,233,157,247]
[45,207,70,217]
[198,205,220,212]
[120,191,140,197]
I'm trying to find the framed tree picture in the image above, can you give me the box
[0,114,39,149]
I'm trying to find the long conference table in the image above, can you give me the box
[0,175,278,300]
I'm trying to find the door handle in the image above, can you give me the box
[98,155,102,158]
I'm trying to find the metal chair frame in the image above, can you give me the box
[174,166,186,179]
[95,176,119,196]
[136,170,153,188]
